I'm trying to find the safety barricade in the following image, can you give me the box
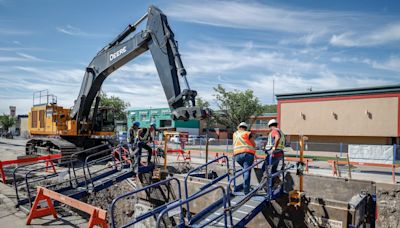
[215,153,227,165]
[0,154,60,183]
[176,149,191,162]
[328,160,400,183]
[26,186,107,228]
[112,144,132,166]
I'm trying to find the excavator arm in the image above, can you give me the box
[70,6,208,133]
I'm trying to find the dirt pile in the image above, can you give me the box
[83,180,137,226]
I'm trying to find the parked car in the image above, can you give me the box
[117,131,127,143]
[255,136,268,150]
[187,135,216,145]
[170,134,180,144]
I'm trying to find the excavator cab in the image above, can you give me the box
[93,107,115,133]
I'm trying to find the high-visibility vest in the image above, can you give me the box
[129,128,138,143]
[267,128,285,150]
[233,130,256,155]
[140,128,151,142]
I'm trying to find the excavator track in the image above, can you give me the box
[26,138,79,162]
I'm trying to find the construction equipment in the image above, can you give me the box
[26,6,208,159]
[288,135,307,207]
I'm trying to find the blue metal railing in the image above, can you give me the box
[184,155,230,220]
[22,157,88,207]
[13,157,67,207]
[109,177,183,228]
[84,149,117,190]
[227,154,293,226]
[156,185,228,228]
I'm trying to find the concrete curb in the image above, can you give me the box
[0,193,18,214]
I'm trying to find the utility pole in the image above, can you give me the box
[272,79,275,104]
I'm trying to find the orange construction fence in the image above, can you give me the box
[175,149,191,162]
[0,154,61,183]
[328,160,399,184]
[27,186,108,228]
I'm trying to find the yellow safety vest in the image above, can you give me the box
[267,128,285,150]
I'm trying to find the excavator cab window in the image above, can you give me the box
[93,107,115,132]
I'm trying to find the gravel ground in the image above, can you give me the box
[377,186,400,228]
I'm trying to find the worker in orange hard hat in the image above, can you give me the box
[233,122,256,194]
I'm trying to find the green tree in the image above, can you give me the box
[263,104,277,113]
[196,97,210,109]
[0,114,16,131]
[213,84,264,131]
[99,92,130,121]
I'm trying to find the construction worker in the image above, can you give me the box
[128,121,140,144]
[137,123,156,164]
[233,122,256,194]
[128,122,141,177]
[259,119,286,192]
[265,119,286,173]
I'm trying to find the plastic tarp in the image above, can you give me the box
[348,144,394,164]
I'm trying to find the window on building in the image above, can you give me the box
[161,110,171,116]
[160,120,172,127]
[140,113,147,121]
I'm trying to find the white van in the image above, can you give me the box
[169,134,180,144]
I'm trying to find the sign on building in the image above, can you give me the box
[179,132,189,149]
[9,106,16,117]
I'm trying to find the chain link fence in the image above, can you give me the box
[159,137,400,162]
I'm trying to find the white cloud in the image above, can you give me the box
[165,1,357,34]
[56,25,102,37]
[330,23,400,47]
[182,41,325,78]
[370,56,400,72]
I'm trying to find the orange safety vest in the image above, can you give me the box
[233,130,256,155]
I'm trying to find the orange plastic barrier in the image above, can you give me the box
[176,149,191,162]
[112,146,131,165]
[27,186,108,228]
[328,160,399,183]
[215,153,227,165]
[0,154,60,183]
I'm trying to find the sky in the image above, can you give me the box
[0,0,399,115]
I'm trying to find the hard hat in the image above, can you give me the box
[238,122,248,128]
[133,121,140,127]
[150,122,156,128]
[268,119,278,127]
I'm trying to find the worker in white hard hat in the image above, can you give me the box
[233,122,256,194]
[260,119,286,192]
[265,119,285,171]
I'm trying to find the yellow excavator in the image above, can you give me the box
[26,6,208,159]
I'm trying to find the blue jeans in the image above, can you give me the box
[235,153,254,194]
[262,154,283,174]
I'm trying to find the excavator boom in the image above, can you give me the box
[71,6,207,133]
